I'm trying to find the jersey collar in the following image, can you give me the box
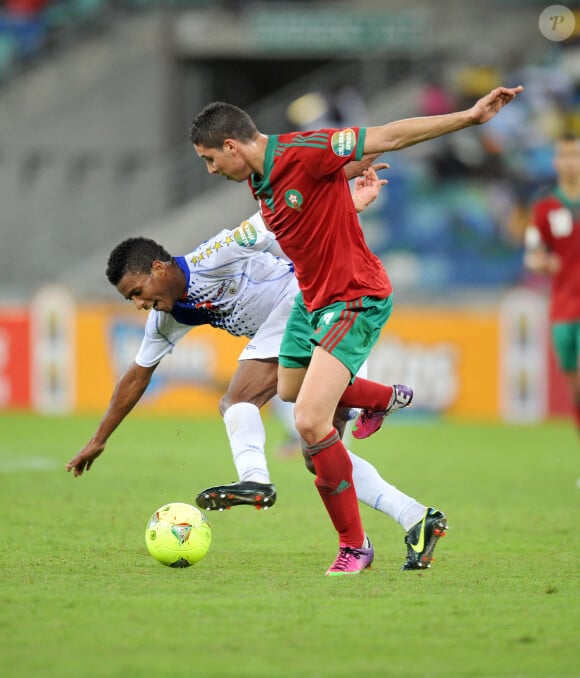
[174,256,190,300]
[250,135,277,194]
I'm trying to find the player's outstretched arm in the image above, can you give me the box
[364,85,524,153]
[65,362,156,477]
[351,165,388,213]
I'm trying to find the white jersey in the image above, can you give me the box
[135,212,298,368]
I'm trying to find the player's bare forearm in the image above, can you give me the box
[65,362,155,477]
[365,110,473,152]
[94,365,153,442]
[364,85,524,153]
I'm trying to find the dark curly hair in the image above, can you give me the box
[106,237,172,286]
[190,101,258,149]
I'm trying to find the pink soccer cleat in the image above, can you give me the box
[325,539,374,576]
[352,384,414,440]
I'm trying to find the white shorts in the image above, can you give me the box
[238,286,297,361]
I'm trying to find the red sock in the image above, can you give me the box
[307,429,364,548]
[338,377,393,410]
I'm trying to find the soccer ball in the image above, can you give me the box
[145,502,212,568]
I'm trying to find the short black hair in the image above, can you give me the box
[106,237,172,286]
[190,101,258,148]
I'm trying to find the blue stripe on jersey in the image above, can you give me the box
[170,301,212,327]
[174,256,190,287]
[171,256,211,325]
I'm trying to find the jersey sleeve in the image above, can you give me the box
[305,127,367,179]
[134,310,191,368]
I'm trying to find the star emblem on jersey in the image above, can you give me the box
[285,189,303,211]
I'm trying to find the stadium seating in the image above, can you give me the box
[0,34,17,81]
[0,1,576,301]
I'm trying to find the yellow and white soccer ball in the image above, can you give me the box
[145,502,211,568]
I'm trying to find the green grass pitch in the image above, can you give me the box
[0,411,578,678]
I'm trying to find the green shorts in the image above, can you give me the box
[279,292,393,380]
[551,321,580,372]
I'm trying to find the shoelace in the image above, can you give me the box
[360,409,386,424]
[332,546,362,571]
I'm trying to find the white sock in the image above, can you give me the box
[223,403,270,484]
[270,397,299,441]
[348,450,426,531]
[342,413,355,449]
[273,396,358,450]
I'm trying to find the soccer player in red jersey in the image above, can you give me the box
[190,85,523,575]
[525,134,580,438]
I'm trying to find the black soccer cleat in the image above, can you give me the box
[401,507,448,571]
[195,481,277,512]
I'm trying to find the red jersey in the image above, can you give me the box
[531,190,580,322]
[248,128,392,312]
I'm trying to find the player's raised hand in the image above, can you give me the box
[66,441,105,477]
[524,249,562,275]
[344,153,388,180]
[469,85,524,124]
[352,165,388,213]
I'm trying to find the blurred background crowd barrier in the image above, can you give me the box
[0,0,577,421]
[0,284,571,423]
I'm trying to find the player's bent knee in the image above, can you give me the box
[277,367,305,403]
[277,384,297,403]
[294,409,327,446]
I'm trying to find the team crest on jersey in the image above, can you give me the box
[548,208,573,237]
[331,129,356,157]
[285,189,303,211]
[234,221,258,247]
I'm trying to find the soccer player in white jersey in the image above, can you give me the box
[66,166,442,571]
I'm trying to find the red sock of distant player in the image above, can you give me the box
[337,377,393,410]
[307,429,365,548]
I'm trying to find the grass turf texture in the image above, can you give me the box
[0,412,578,678]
